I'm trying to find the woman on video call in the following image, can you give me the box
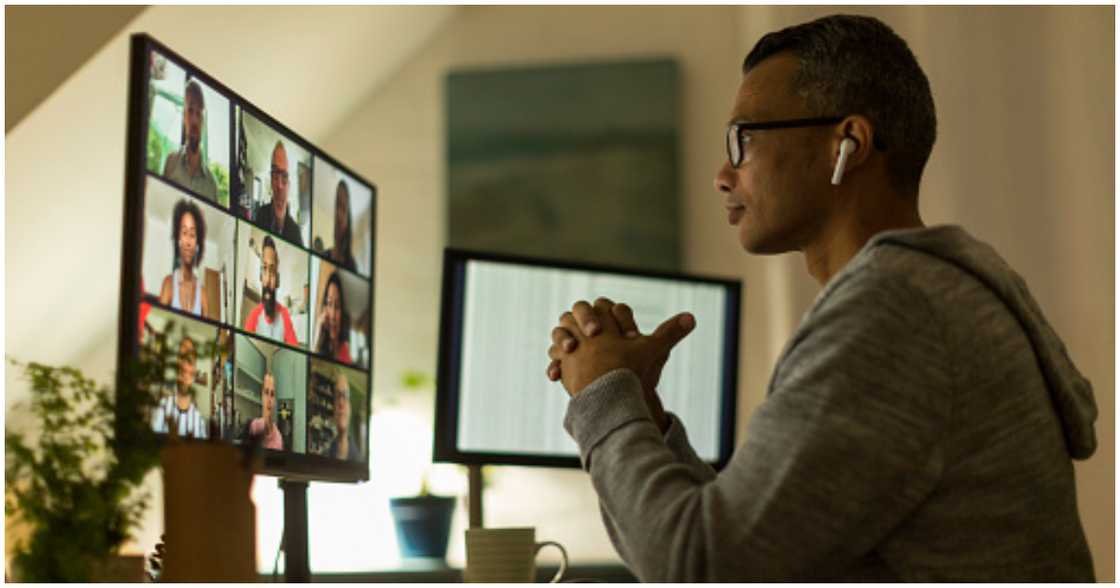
[324,179,357,272]
[314,270,352,364]
[160,199,209,317]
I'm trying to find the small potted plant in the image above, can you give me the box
[389,473,457,560]
[384,370,458,561]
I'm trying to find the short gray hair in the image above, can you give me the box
[744,14,936,195]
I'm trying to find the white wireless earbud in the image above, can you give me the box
[831,137,857,186]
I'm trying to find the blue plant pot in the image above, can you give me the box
[389,495,456,560]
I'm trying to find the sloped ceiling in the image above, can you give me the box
[6,5,147,131]
[5,6,459,388]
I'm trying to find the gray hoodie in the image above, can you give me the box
[564,225,1097,581]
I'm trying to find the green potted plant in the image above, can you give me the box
[389,473,457,560]
[5,325,178,581]
[385,370,457,561]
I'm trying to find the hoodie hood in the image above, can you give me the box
[864,224,1098,460]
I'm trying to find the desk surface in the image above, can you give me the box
[260,562,637,583]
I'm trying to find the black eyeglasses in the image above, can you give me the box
[725,116,887,168]
[271,167,289,184]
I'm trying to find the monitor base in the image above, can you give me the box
[468,464,484,528]
[280,479,310,582]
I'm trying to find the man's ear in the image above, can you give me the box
[831,115,875,177]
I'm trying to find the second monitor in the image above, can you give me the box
[435,248,741,469]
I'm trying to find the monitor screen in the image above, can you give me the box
[434,249,740,469]
[116,35,376,481]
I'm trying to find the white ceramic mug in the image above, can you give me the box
[464,527,568,583]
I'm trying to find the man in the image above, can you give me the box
[247,371,283,450]
[244,236,299,346]
[329,371,362,461]
[545,15,1096,581]
[163,79,219,201]
[253,141,303,246]
[151,335,208,439]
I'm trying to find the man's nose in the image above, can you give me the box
[714,160,736,195]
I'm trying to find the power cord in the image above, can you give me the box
[272,526,286,582]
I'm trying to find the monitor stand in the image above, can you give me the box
[468,464,484,528]
[280,479,310,582]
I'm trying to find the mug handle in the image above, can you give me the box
[534,540,568,583]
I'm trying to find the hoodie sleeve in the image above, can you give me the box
[563,270,951,581]
[594,410,717,569]
[663,413,718,482]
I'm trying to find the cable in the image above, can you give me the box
[272,525,285,582]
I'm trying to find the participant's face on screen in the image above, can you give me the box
[261,245,279,316]
[184,91,203,154]
[325,282,342,342]
[271,145,289,219]
[262,374,276,421]
[177,338,196,393]
[178,212,198,268]
[334,376,350,432]
[335,186,349,240]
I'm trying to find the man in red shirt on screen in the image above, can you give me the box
[244,235,298,346]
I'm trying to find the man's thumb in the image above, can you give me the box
[651,312,695,352]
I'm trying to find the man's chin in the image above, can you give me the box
[739,229,788,255]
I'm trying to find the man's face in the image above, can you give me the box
[334,376,350,432]
[184,90,203,154]
[261,245,279,317]
[714,52,834,254]
[271,145,290,221]
[177,338,196,394]
[262,374,276,421]
[178,212,198,268]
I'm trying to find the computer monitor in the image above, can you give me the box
[116,34,376,482]
[434,248,741,469]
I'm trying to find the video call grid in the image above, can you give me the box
[135,41,375,466]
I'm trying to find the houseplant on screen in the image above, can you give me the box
[4,325,179,581]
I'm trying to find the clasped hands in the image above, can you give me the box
[545,297,696,434]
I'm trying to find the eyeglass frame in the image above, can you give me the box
[725,116,888,169]
[270,167,290,184]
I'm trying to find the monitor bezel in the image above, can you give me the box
[117,33,377,483]
[434,247,741,470]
